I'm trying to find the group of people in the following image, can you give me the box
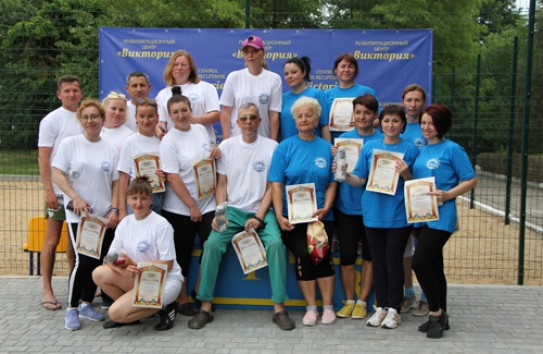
[37,34,476,339]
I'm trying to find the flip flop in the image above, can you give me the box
[41,301,62,311]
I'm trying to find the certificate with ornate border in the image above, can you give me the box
[329,98,355,132]
[133,262,168,309]
[231,230,268,275]
[193,159,216,199]
[75,214,107,259]
[286,183,318,224]
[405,177,440,223]
[335,138,364,173]
[134,153,165,193]
[366,149,404,195]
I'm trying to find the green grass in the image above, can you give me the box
[0,149,39,175]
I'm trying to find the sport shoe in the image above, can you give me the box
[366,306,387,327]
[427,311,449,339]
[273,310,295,331]
[78,304,105,321]
[336,303,355,318]
[178,302,196,316]
[101,298,113,310]
[155,301,178,331]
[381,307,401,329]
[188,310,214,330]
[351,301,367,319]
[65,308,81,331]
[412,300,429,317]
[419,311,450,334]
[321,309,337,325]
[400,296,416,314]
[302,310,318,327]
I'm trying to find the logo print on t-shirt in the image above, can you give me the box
[202,143,211,152]
[101,161,110,172]
[137,240,151,253]
[68,169,80,181]
[413,137,427,149]
[426,158,440,170]
[314,156,327,168]
[258,94,269,105]
[253,160,266,172]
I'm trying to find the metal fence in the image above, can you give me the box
[0,4,542,285]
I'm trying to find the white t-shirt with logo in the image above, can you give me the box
[101,125,134,154]
[220,68,282,138]
[117,133,161,180]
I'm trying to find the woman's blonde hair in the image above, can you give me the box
[163,50,200,86]
[101,91,127,108]
[76,99,105,120]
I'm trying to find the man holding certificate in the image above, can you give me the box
[188,103,295,331]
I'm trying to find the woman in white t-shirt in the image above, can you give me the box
[101,92,134,153]
[160,94,220,317]
[155,50,220,143]
[92,176,183,331]
[52,99,119,331]
[220,34,282,140]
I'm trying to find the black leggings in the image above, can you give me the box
[412,226,452,313]
[335,209,371,263]
[365,226,411,312]
[67,222,114,308]
[162,209,213,277]
[281,220,335,281]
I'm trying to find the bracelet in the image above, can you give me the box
[253,216,265,224]
[109,207,119,215]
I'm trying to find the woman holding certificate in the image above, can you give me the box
[270,97,338,327]
[160,94,220,317]
[281,56,330,142]
[326,53,378,141]
[343,105,418,329]
[155,50,220,143]
[410,104,476,339]
[92,177,183,331]
[51,99,119,331]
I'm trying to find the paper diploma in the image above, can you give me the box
[286,183,318,224]
[193,159,216,199]
[329,98,355,132]
[404,177,440,223]
[75,214,107,259]
[231,230,268,275]
[134,153,165,193]
[335,138,364,173]
[366,149,404,195]
[133,262,168,308]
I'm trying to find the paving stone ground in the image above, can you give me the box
[0,276,541,353]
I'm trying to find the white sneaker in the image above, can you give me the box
[381,307,401,329]
[366,306,387,327]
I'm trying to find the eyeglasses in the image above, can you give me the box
[238,114,258,121]
[80,114,102,121]
[135,98,157,107]
[171,86,182,96]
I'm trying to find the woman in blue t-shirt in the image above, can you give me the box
[411,104,476,339]
[270,97,337,327]
[342,105,418,329]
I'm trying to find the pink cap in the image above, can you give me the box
[241,35,264,50]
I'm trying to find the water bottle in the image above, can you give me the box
[335,148,347,182]
[215,203,228,232]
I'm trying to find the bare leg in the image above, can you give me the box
[316,275,334,306]
[404,256,414,289]
[109,290,159,323]
[40,218,62,308]
[298,280,317,306]
[340,265,356,301]
[359,260,373,301]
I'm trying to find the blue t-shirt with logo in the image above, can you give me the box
[412,139,476,233]
[401,122,427,149]
[281,86,329,141]
[269,135,335,221]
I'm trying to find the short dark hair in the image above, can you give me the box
[284,56,311,82]
[126,71,150,84]
[422,104,452,138]
[167,94,191,114]
[57,75,81,90]
[352,94,379,113]
[127,176,153,197]
[379,104,407,133]
[333,53,358,79]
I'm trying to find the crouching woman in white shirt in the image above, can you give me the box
[92,176,183,331]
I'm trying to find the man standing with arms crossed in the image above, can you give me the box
[37,75,83,310]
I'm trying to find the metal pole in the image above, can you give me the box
[245,0,251,29]
[505,36,519,225]
[517,0,536,286]
[470,54,481,209]
[450,66,456,114]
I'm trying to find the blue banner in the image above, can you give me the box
[99,28,433,105]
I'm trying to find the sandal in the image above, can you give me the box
[41,301,62,311]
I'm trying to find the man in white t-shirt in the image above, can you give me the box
[188,103,295,331]
[125,72,152,132]
[37,75,83,311]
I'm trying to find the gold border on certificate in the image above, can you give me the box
[134,153,165,193]
[286,183,318,224]
[75,215,106,259]
[404,177,440,223]
[132,262,168,309]
[366,149,404,196]
[193,159,216,199]
[231,230,268,275]
[335,138,364,173]
[329,98,355,132]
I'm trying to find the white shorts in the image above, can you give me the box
[403,234,415,258]
[163,273,183,305]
